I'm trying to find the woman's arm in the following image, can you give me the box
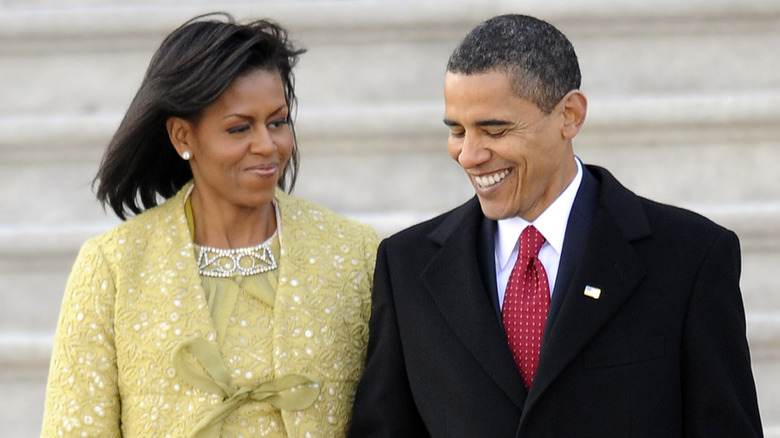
[41,240,122,437]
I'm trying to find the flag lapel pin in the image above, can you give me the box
[584,285,601,300]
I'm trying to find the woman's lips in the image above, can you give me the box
[245,163,279,177]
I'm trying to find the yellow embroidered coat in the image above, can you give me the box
[42,185,378,437]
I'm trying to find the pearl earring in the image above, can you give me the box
[182,151,191,160]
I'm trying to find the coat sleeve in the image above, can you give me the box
[681,229,763,437]
[348,239,429,437]
[359,222,380,318]
[41,240,122,437]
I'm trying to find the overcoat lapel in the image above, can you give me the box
[521,167,652,419]
[421,198,527,408]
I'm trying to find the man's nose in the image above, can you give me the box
[457,132,491,169]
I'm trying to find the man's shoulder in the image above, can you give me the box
[385,197,481,246]
[639,196,729,237]
[590,165,732,243]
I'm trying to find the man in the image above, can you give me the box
[349,14,763,437]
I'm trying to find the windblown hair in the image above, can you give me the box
[447,14,581,113]
[94,12,306,220]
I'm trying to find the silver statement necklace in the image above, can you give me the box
[195,232,278,278]
[186,184,282,278]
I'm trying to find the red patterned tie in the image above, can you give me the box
[502,225,550,389]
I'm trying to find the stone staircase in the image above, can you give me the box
[1,1,778,436]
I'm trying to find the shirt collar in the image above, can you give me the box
[495,157,584,270]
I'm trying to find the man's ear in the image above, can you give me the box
[560,90,587,140]
[166,116,194,158]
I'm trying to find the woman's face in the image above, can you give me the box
[169,69,293,213]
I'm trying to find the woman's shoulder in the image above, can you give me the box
[276,189,377,240]
[86,185,190,253]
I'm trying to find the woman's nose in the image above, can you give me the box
[250,127,275,154]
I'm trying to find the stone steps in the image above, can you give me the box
[3,91,780,213]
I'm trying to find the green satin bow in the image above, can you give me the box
[172,337,323,438]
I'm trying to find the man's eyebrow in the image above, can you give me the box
[443,118,513,127]
[476,119,513,127]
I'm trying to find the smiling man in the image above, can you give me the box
[349,14,763,438]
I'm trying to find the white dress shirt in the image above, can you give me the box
[495,158,583,310]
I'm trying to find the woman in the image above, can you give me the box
[41,13,378,437]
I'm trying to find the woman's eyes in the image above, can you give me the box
[227,125,250,134]
[268,118,289,129]
[226,118,288,134]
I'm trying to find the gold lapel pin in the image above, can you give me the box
[584,285,601,300]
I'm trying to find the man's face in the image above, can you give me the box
[443,70,577,221]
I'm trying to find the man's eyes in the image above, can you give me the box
[485,129,507,138]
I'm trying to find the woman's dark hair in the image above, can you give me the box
[94,12,306,220]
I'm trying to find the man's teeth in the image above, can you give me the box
[474,170,510,188]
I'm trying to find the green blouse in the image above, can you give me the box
[175,197,319,437]
[185,196,281,344]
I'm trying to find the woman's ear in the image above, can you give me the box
[560,90,588,140]
[166,116,194,159]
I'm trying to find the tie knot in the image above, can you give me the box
[519,225,545,258]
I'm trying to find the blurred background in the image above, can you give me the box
[1,0,779,435]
